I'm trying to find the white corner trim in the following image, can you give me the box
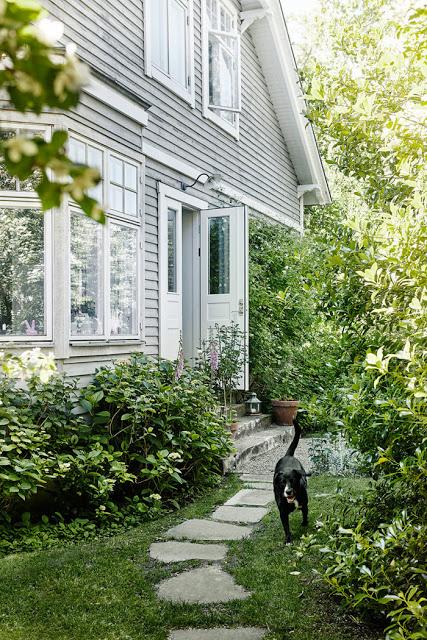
[240,9,272,33]
[84,77,149,127]
[143,142,209,183]
[211,180,301,231]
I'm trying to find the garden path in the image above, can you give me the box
[149,471,276,640]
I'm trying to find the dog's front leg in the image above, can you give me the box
[302,503,308,527]
[279,505,292,544]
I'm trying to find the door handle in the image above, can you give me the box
[238,299,244,315]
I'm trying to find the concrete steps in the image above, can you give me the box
[223,408,292,473]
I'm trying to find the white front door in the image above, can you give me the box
[159,197,183,360]
[200,205,249,389]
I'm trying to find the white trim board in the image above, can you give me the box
[84,76,149,127]
[211,180,301,232]
[143,142,209,183]
[157,182,209,210]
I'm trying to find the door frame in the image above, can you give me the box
[157,183,209,359]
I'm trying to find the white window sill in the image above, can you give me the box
[0,340,54,348]
[70,339,144,347]
[203,106,240,139]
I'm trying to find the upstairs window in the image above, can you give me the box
[203,0,241,137]
[145,0,194,105]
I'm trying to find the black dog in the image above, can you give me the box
[273,416,309,544]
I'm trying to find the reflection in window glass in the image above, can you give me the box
[109,156,138,216]
[206,0,239,127]
[169,0,187,87]
[209,216,230,294]
[110,224,138,336]
[167,208,177,293]
[152,0,168,73]
[0,129,43,191]
[70,213,103,336]
[0,208,45,336]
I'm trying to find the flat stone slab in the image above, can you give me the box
[169,628,267,640]
[211,505,268,524]
[149,541,227,563]
[239,474,272,482]
[243,482,272,490]
[157,566,250,603]
[166,519,252,541]
[225,489,273,507]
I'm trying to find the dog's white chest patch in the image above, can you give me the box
[294,499,300,509]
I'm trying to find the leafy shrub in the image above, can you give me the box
[82,354,232,499]
[249,219,343,428]
[0,374,132,516]
[0,354,232,553]
[308,432,362,476]
[306,505,427,640]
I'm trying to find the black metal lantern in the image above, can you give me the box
[245,392,262,415]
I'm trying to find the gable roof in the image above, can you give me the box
[241,0,331,205]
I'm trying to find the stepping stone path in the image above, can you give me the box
[157,565,250,603]
[150,541,227,562]
[149,475,273,639]
[170,628,267,639]
[225,488,273,507]
[211,505,268,523]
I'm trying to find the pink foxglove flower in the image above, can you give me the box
[210,341,219,372]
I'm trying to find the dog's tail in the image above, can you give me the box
[285,415,301,457]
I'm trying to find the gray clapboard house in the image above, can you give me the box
[0,0,330,385]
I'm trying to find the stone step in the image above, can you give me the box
[223,424,292,473]
[233,414,272,439]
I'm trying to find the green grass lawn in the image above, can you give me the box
[0,475,380,640]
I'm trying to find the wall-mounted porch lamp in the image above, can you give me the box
[181,173,222,191]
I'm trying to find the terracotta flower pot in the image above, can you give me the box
[271,400,299,426]
[229,421,240,437]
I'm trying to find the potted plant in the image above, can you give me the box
[271,398,299,425]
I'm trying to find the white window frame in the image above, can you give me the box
[145,0,195,107]
[68,133,142,343]
[0,122,53,343]
[202,0,241,138]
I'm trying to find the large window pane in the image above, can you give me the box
[167,208,177,293]
[209,33,239,110]
[152,0,168,73]
[169,0,187,87]
[110,224,138,336]
[0,208,46,337]
[209,216,230,294]
[70,213,103,336]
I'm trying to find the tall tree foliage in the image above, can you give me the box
[288,0,427,636]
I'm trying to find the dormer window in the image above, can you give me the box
[203,0,241,137]
[145,0,195,106]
